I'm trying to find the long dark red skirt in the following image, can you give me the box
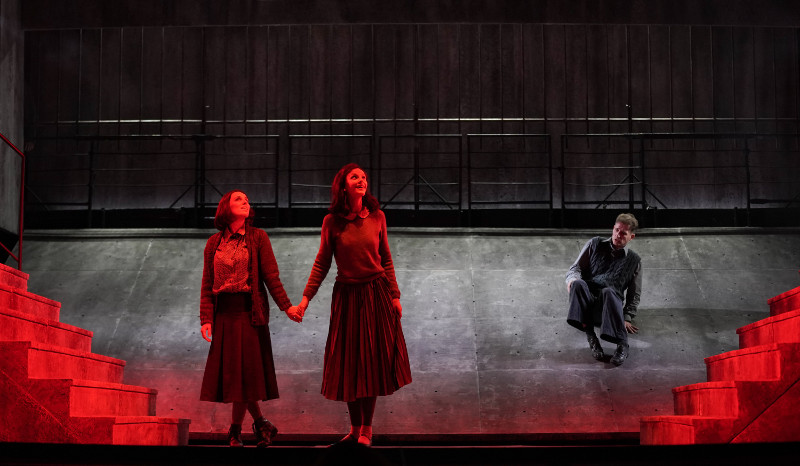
[200,293,279,403]
[321,275,412,402]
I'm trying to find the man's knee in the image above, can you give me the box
[599,287,615,298]
[570,279,589,295]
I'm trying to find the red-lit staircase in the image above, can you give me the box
[0,262,189,445]
[640,279,800,444]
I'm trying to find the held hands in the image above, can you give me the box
[286,305,304,323]
[286,296,309,323]
[201,323,213,342]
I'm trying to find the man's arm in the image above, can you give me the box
[566,238,594,291]
[623,262,642,333]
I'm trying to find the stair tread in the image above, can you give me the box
[641,415,737,423]
[0,282,61,308]
[0,340,126,366]
[768,285,800,305]
[672,381,738,393]
[704,342,800,363]
[673,379,782,393]
[0,307,93,337]
[0,263,29,287]
[737,308,800,334]
[30,377,158,394]
[71,415,190,424]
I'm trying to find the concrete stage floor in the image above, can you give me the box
[7,226,800,441]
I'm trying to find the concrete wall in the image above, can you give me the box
[0,0,23,236]
[9,226,800,435]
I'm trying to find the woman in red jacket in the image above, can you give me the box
[199,190,301,447]
[291,163,412,447]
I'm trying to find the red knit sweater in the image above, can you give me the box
[303,210,401,301]
[200,226,292,327]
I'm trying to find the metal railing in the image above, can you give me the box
[0,131,26,270]
[20,128,800,229]
[377,134,463,212]
[561,133,800,220]
[25,133,280,226]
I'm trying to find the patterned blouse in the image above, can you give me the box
[212,232,251,294]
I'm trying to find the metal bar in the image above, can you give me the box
[0,131,26,270]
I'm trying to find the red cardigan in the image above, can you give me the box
[303,210,401,301]
[200,226,291,327]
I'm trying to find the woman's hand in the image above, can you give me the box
[392,298,402,318]
[286,296,309,323]
[201,323,212,342]
[286,306,303,323]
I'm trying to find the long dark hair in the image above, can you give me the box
[328,163,381,215]
[214,190,255,231]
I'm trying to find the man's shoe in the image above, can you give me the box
[611,343,629,366]
[586,332,604,361]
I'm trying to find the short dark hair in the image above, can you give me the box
[328,163,381,215]
[615,213,639,232]
[214,190,254,231]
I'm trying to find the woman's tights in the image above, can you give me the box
[347,396,377,427]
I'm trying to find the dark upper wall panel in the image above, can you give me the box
[22,0,800,30]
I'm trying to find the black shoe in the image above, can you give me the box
[227,424,243,447]
[611,343,629,366]
[586,332,604,361]
[329,433,358,447]
[253,417,278,447]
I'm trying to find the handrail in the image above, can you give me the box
[0,131,25,270]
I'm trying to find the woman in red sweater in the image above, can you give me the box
[291,163,412,447]
[199,190,302,447]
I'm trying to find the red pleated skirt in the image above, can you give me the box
[321,274,412,402]
[200,293,279,403]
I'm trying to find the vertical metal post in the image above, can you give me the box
[466,134,472,227]
[745,138,752,226]
[87,143,95,227]
[287,134,293,227]
[639,139,647,211]
[194,105,209,227]
[0,131,27,270]
[627,104,635,211]
[457,134,463,226]
[19,153,24,270]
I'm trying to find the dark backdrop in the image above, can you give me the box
[19,1,800,227]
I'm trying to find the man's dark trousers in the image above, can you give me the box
[567,279,628,344]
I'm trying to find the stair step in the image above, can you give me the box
[7,414,191,446]
[672,379,787,418]
[640,415,737,445]
[68,416,190,445]
[672,381,739,417]
[768,285,800,316]
[108,416,191,446]
[0,341,125,384]
[27,378,157,417]
[737,308,800,348]
[1,307,92,352]
[0,282,61,321]
[0,263,28,290]
[705,343,800,382]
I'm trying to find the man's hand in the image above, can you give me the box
[625,321,639,334]
[567,280,573,293]
[201,323,212,342]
